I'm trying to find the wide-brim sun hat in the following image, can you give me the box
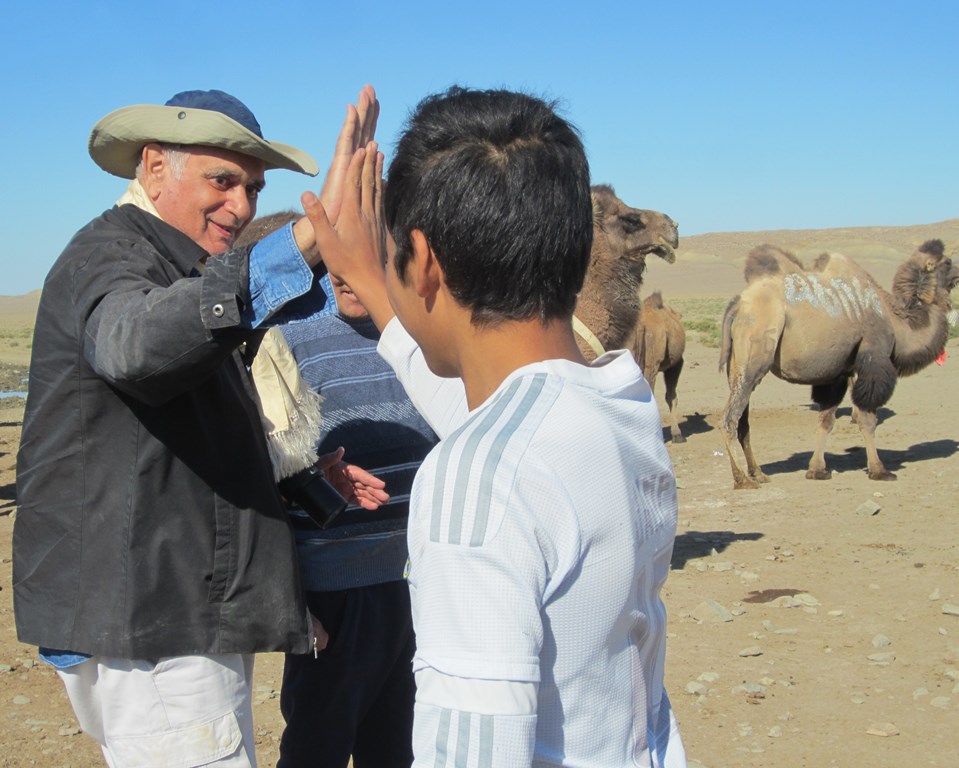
[89,89,319,179]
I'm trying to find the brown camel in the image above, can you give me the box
[719,240,958,489]
[636,292,686,442]
[574,185,679,357]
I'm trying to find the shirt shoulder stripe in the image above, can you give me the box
[429,374,551,545]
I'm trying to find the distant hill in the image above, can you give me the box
[0,290,40,325]
[1,219,957,312]
[644,218,959,299]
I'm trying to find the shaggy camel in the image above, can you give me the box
[719,239,959,489]
[573,185,679,358]
[636,292,686,442]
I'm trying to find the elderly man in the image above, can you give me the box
[14,87,380,767]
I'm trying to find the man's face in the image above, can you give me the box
[330,274,369,320]
[150,146,266,254]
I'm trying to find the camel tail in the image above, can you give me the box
[719,296,739,373]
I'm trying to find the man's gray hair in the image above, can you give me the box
[134,143,190,182]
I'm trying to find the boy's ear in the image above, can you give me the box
[410,230,444,298]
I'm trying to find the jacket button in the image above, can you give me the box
[212,303,225,317]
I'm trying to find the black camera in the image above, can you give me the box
[278,466,348,529]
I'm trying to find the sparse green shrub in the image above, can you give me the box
[669,297,727,348]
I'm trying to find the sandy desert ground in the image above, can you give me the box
[0,220,956,766]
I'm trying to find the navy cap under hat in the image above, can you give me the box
[165,90,264,137]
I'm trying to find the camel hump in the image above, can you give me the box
[744,244,805,283]
[643,291,665,310]
[812,252,832,272]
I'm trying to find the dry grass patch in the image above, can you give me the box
[669,296,727,348]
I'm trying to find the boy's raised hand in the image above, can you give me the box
[303,142,395,330]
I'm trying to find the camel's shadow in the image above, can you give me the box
[671,529,764,571]
[760,438,959,477]
[664,411,712,443]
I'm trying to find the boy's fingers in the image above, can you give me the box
[361,142,378,211]
[345,146,366,197]
[375,151,384,198]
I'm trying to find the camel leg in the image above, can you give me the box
[805,405,837,480]
[662,359,685,443]
[720,363,763,490]
[738,403,768,483]
[855,409,897,481]
[720,292,781,489]
[848,351,897,480]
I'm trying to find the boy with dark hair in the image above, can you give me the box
[305,87,686,767]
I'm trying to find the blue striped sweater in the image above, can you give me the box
[281,277,437,591]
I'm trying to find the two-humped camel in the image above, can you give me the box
[719,240,958,489]
[574,186,683,438]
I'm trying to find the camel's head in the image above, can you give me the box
[917,240,958,308]
[591,185,679,280]
[892,239,959,321]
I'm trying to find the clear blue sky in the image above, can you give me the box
[2,0,956,295]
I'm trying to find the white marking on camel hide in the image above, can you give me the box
[784,274,883,320]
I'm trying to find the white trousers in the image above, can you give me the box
[57,653,257,768]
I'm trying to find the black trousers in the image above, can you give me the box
[277,581,415,768]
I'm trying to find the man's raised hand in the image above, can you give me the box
[319,85,379,225]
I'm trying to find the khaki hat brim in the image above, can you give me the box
[89,104,319,179]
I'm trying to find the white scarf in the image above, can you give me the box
[118,180,323,480]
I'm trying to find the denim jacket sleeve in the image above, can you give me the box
[244,222,316,326]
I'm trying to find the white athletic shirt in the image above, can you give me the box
[378,319,686,768]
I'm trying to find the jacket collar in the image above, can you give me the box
[108,204,209,276]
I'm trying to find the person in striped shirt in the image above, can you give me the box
[304,86,687,768]
[277,270,437,767]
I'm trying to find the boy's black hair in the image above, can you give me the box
[384,87,593,325]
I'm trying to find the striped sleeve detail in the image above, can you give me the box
[415,705,535,767]
[428,374,550,546]
[434,708,452,765]
[430,709,494,767]
[413,704,536,768]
